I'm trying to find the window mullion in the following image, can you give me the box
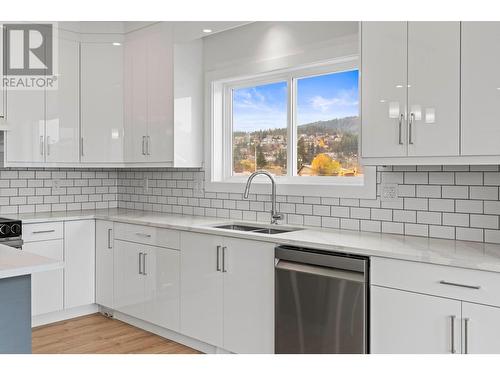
[287,76,297,177]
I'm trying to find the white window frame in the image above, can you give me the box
[206,57,376,199]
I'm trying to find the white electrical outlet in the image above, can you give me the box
[380,183,399,201]
[193,173,204,195]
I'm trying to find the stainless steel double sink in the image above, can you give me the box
[212,223,302,235]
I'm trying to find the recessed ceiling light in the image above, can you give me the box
[112,42,122,46]
[203,29,213,33]
[396,85,403,88]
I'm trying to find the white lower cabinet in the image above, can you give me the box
[461,302,500,354]
[371,286,461,354]
[180,232,275,353]
[371,257,500,354]
[95,220,114,308]
[64,220,95,309]
[23,240,64,316]
[113,239,180,331]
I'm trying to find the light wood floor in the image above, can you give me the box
[32,313,201,354]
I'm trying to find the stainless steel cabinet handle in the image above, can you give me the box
[0,115,4,119]
[143,253,147,275]
[32,229,55,234]
[107,228,113,249]
[40,136,44,156]
[216,245,222,271]
[222,246,228,272]
[147,136,151,155]
[80,137,84,157]
[450,315,456,354]
[135,232,151,238]
[142,136,146,155]
[408,112,415,145]
[464,318,470,354]
[46,136,51,155]
[398,113,404,145]
[439,280,481,290]
[138,252,143,275]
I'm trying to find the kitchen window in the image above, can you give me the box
[207,58,376,198]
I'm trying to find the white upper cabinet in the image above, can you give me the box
[124,22,202,167]
[45,34,80,164]
[407,22,460,157]
[361,21,460,164]
[80,40,124,163]
[462,22,500,156]
[361,22,407,158]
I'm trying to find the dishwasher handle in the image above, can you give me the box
[276,259,365,283]
[275,245,367,274]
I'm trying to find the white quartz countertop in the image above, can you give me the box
[11,208,500,274]
[0,244,63,280]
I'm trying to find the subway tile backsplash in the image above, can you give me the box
[0,168,118,214]
[3,165,500,245]
[116,165,500,245]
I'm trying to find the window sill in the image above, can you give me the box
[205,168,376,199]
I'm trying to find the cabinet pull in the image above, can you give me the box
[32,229,55,234]
[107,228,113,249]
[143,253,147,275]
[80,137,84,157]
[439,280,481,290]
[450,315,456,354]
[216,245,222,271]
[222,246,228,273]
[142,136,146,155]
[464,318,470,354]
[147,136,151,155]
[46,136,51,156]
[398,113,404,145]
[138,252,143,275]
[40,136,44,156]
[135,232,151,238]
[408,112,415,145]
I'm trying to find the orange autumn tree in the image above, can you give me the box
[311,153,341,176]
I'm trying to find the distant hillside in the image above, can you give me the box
[233,116,359,137]
[298,116,359,135]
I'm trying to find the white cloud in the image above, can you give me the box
[309,89,358,112]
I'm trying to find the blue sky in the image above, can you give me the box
[232,70,359,133]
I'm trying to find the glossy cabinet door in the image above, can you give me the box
[45,35,80,163]
[124,34,148,162]
[173,40,203,167]
[5,89,45,163]
[361,22,407,158]
[64,220,95,309]
[95,220,114,308]
[23,240,64,316]
[371,286,461,354]
[146,23,174,163]
[80,42,124,163]
[462,22,500,156]
[461,302,500,354]
[143,245,180,331]
[222,237,275,354]
[407,22,460,157]
[180,232,223,347]
[113,239,145,319]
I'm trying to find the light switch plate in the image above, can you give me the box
[380,183,399,201]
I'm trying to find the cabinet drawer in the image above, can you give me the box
[371,257,500,307]
[23,222,64,242]
[114,222,180,250]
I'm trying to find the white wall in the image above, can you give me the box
[203,21,359,79]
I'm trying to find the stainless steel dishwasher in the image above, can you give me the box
[275,245,369,354]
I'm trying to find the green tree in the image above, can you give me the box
[297,137,306,167]
[256,145,267,169]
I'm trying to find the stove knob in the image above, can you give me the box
[0,224,10,235]
[10,224,21,235]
